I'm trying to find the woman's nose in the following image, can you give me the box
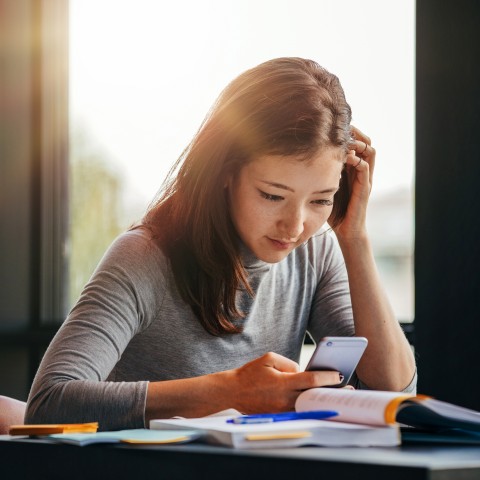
[278,207,305,240]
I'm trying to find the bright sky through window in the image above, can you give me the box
[70,0,414,208]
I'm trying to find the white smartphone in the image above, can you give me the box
[305,336,368,387]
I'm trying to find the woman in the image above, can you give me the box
[26,57,416,430]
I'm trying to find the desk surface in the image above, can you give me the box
[2,435,480,480]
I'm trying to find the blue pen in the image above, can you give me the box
[226,410,338,424]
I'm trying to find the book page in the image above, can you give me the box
[295,388,413,426]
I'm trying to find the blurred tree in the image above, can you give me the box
[68,127,124,308]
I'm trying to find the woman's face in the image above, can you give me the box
[227,148,344,263]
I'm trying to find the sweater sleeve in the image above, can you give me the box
[25,229,166,431]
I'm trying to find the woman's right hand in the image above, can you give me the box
[222,352,343,414]
[146,352,343,422]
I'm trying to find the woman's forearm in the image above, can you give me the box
[145,353,346,422]
[145,371,233,422]
[338,233,416,391]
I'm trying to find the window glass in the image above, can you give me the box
[69,0,415,320]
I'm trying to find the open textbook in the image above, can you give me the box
[152,388,480,449]
[295,388,480,432]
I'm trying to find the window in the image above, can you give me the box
[68,0,415,320]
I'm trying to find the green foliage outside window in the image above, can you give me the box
[68,128,124,308]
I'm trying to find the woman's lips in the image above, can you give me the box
[268,238,296,250]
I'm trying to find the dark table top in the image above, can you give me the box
[2,434,480,480]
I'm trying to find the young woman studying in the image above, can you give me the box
[25,57,416,430]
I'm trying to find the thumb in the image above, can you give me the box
[260,352,300,373]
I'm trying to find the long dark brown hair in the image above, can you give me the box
[142,57,352,336]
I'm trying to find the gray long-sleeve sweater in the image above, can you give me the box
[25,227,416,430]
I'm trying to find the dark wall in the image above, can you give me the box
[0,0,63,400]
[0,0,35,400]
[415,0,480,409]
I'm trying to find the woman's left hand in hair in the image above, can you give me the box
[333,125,375,242]
[329,127,417,392]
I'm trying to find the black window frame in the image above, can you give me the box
[0,0,68,396]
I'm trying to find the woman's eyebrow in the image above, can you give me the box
[260,180,294,192]
[260,180,338,194]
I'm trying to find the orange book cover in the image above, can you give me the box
[8,422,99,436]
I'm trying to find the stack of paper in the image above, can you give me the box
[150,415,400,449]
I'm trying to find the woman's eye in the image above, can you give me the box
[312,199,334,206]
[259,191,283,202]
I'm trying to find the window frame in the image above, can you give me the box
[0,0,68,395]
